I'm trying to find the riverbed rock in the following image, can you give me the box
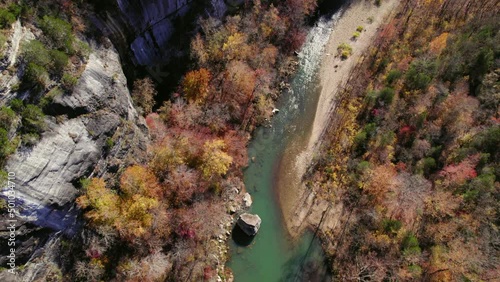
[243,193,252,208]
[237,213,261,236]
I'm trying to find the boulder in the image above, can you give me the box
[237,213,261,236]
[242,193,252,208]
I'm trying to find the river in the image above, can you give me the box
[227,7,344,282]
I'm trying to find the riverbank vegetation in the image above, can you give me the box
[73,0,319,280]
[307,0,499,280]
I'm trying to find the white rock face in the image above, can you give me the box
[2,43,146,233]
[0,19,35,103]
[6,119,98,207]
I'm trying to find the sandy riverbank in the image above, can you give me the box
[278,0,400,238]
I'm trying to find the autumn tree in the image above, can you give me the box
[77,166,163,242]
[132,77,157,115]
[120,165,161,198]
[222,32,251,62]
[439,154,480,188]
[166,165,202,205]
[77,178,120,226]
[182,68,212,104]
[362,164,397,205]
[149,138,187,180]
[200,139,233,179]
[222,61,256,119]
[223,130,249,168]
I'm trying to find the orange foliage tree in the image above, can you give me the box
[182,68,212,104]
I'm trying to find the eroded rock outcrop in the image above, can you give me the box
[2,40,148,235]
[93,0,240,66]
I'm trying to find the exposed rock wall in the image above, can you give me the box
[0,20,35,104]
[1,39,148,235]
[94,0,233,66]
[117,0,193,65]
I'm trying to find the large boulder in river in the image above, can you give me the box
[237,213,261,236]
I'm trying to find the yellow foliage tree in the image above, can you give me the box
[149,142,186,179]
[429,32,449,55]
[76,178,120,226]
[200,139,233,179]
[116,194,159,239]
[222,32,248,61]
[77,171,162,241]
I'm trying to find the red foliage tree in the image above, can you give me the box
[439,154,480,187]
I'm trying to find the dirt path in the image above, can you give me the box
[279,0,400,238]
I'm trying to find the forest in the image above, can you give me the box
[0,0,319,280]
[1,0,499,281]
[305,0,499,280]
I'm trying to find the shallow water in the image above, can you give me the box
[227,10,342,282]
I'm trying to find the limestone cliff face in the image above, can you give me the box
[3,43,147,234]
[117,0,193,65]
[0,19,148,273]
[94,0,234,66]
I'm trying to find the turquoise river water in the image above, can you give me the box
[227,10,342,282]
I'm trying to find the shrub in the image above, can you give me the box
[7,4,21,18]
[402,233,421,256]
[356,26,364,32]
[49,49,68,74]
[74,39,91,59]
[382,218,402,234]
[471,125,499,155]
[378,87,395,104]
[0,128,9,158]
[354,130,368,151]
[0,106,16,130]
[337,43,352,59]
[61,73,78,90]
[405,59,436,90]
[356,161,371,172]
[10,98,24,112]
[407,265,422,279]
[0,32,7,53]
[39,16,74,52]
[21,104,46,135]
[22,40,51,67]
[0,8,16,28]
[21,132,40,146]
[24,63,50,88]
[379,131,396,147]
[416,157,436,176]
[386,69,402,85]
[105,137,114,151]
[352,31,361,40]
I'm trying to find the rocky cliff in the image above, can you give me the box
[93,0,241,66]
[0,20,148,271]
